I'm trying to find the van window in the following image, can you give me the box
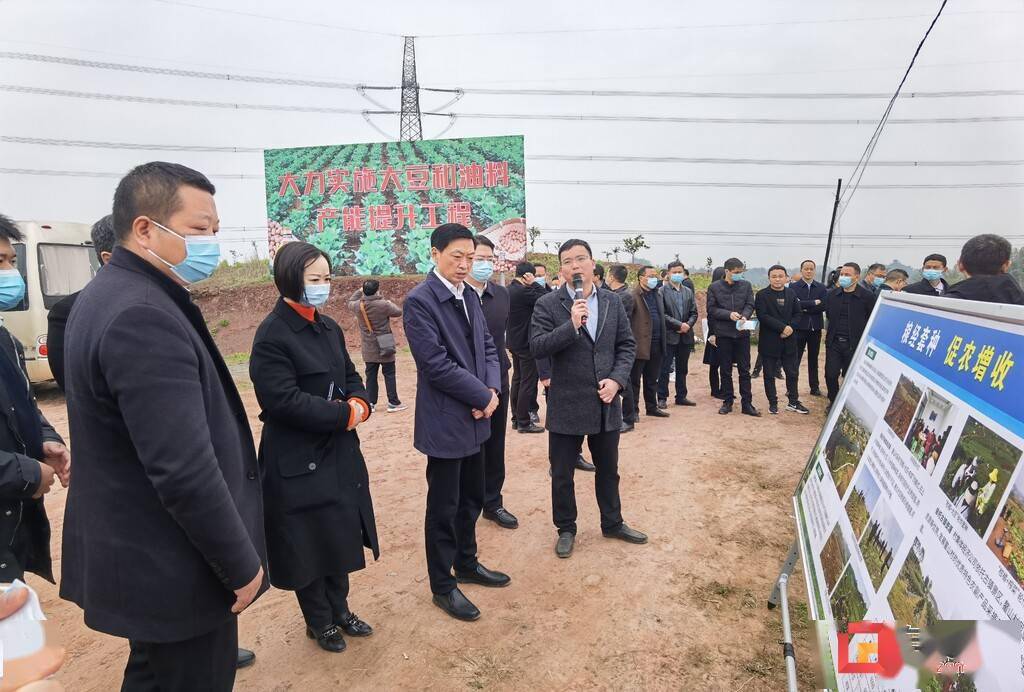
[11,242,27,311]
[38,244,99,309]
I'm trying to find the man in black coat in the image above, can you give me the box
[946,235,1024,305]
[790,259,828,396]
[47,214,116,392]
[61,163,267,691]
[903,253,950,297]
[658,261,698,407]
[706,257,759,416]
[507,261,548,434]
[824,262,878,404]
[628,266,670,420]
[0,215,68,586]
[531,239,646,559]
[754,265,808,415]
[605,265,637,430]
[466,237,518,530]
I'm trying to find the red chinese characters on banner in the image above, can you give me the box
[342,206,365,232]
[312,203,477,233]
[316,207,339,232]
[368,205,396,231]
[276,161,511,197]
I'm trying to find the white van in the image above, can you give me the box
[5,222,99,382]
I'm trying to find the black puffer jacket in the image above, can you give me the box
[946,274,1024,306]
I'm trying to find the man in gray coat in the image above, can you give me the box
[658,260,699,408]
[531,239,648,559]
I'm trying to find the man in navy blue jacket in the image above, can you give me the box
[790,259,828,396]
[404,224,510,622]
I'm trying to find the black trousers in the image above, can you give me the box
[550,429,623,535]
[509,350,539,427]
[630,339,664,414]
[365,361,399,407]
[762,353,799,406]
[717,334,752,406]
[425,451,483,594]
[621,359,637,423]
[122,617,238,692]
[825,339,855,403]
[707,348,721,396]
[483,384,510,512]
[657,340,691,402]
[795,329,823,392]
[295,574,350,632]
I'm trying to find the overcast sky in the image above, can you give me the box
[1,0,1022,269]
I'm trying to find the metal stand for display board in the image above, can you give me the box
[770,543,801,691]
[768,541,799,610]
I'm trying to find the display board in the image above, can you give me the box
[263,135,526,275]
[794,291,1024,690]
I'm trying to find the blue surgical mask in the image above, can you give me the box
[922,269,943,282]
[669,273,684,284]
[731,272,745,282]
[838,276,853,288]
[149,220,221,284]
[302,283,330,307]
[873,276,885,287]
[471,261,494,282]
[0,269,26,311]
[646,277,659,289]
[534,276,546,287]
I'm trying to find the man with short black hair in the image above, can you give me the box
[681,267,695,293]
[628,266,669,419]
[347,279,404,412]
[658,260,698,407]
[606,265,636,431]
[48,214,117,392]
[507,261,547,434]
[404,223,509,622]
[533,263,550,290]
[861,263,887,294]
[755,265,807,415]
[946,234,1024,305]
[791,259,827,397]
[593,263,605,289]
[706,258,758,416]
[824,262,877,403]
[531,239,646,559]
[879,269,909,292]
[904,253,949,296]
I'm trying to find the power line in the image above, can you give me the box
[6,136,1022,168]
[149,0,402,38]
[0,51,394,91]
[838,0,950,220]
[0,167,261,180]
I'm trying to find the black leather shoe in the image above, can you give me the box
[555,531,575,558]
[511,419,518,430]
[603,524,648,544]
[742,405,762,417]
[620,421,634,433]
[718,402,733,415]
[483,507,519,529]
[307,625,346,652]
[657,398,667,409]
[432,588,480,621]
[646,409,670,418]
[675,398,696,407]
[236,648,256,669]
[575,455,596,472]
[530,411,540,425]
[338,612,373,637]
[455,564,511,588]
[751,369,761,379]
[810,389,823,397]
[517,423,545,434]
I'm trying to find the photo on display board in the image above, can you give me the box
[986,466,1024,589]
[902,388,955,476]
[939,416,1023,539]
[819,523,852,595]
[829,563,869,633]
[823,390,878,501]
[883,374,924,442]
[845,468,883,541]
[858,497,905,591]
[887,537,940,629]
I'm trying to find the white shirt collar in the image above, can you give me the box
[468,281,487,299]
[433,268,465,300]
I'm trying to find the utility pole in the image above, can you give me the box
[399,36,423,141]
[821,178,842,283]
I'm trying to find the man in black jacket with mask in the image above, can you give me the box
[790,259,828,397]
[755,265,808,415]
[507,262,548,434]
[904,253,950,297]
[946,235,1024,305]
[824,262,877,404]
[706,257,758,416]
[0,215,68,586]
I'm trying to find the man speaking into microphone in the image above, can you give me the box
[530,239,648,558]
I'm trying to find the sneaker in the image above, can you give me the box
[787,401,810,415]
[369,403,376,413]
[386,403,407,413]
[769,404,779,415]
[530,411,540,425]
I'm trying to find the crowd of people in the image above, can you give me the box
[0,160,1022,690]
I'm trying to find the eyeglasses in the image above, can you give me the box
[560,255,591,267]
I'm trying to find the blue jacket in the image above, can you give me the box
[404,272,500,458]
[789,279,828,331]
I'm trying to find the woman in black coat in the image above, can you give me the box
[250,242,380,653]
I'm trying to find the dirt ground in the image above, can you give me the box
[32,348,824,691]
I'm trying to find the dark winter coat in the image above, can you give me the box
[754,287,801,358]
[945,274,1024,306]
[347,291,402,364]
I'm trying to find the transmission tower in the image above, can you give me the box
[399,36,423,141]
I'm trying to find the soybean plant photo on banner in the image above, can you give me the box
[823,390,879,501]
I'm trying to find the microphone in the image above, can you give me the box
[572,273,587,327]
